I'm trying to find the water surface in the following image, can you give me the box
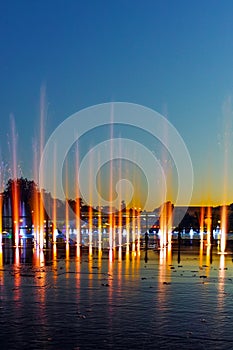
[0,245,233,349]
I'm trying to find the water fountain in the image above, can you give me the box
[0,98,233,264]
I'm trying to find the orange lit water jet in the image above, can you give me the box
[159,202,172,248]
[96,150,102,253]
[66,242,70,261]
[167,202,173,245]
[118,149,123,257]
[88,205,93,256]
[206,206,212,246]
[132,207,136,252]
[125,208,130,253]
[75,143,81,258]
[220,205,227,254]
[38,88,47,250]
[97,211,102,252]
[108,110,114,252]
[199,240,204,268]
[65,161,69,246]
[88,150,93,256]
[219,98,231,253]
[199,206,204,242]
[0,245,3,268]
[32,142,40,247]
[10,116,20,247]
[52,144,57,244]
[0,193,2,246]
[137,209,141,254]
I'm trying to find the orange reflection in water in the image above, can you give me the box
[199,240,204,267]
[75,258,81,303]
[125,251,130,280]
[159,247,172,284]
[118,246,122,261]
[218,254,226,311]
[157,248,171,309]
[205,244,211,277]
[52,244,58,283]
[65,243,70,272]
[109,248,114,263]
[33,247,44,267]
[167,243,172,266]
[88,255,93,293]
[34,238,47,331]
[13,248,21,302]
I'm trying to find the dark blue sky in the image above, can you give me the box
[1,0,233,205]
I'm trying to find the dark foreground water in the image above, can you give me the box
[1,245,233,349]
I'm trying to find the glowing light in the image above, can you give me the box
[109,248,113,262]
[66,242,69,261]
[88,151,93,257]
[118,151,123,254]
[88,205,93,256]
[98,212,102,252]
[15,247,20,265]
[118,245,122,261]
[126,209,130,253]
[10,116,20,247]
[199,240,203,267]
[137,209,141,253]
[205,244,211,276]
[167,202,173,245]
[0,246,2,266]
[38,87,47,250]
[75,143,81,258]
[12,181,19,247]
[199,206,204,242]
[65,161,70,246]
[206,206,212,246]
[0,194,2,246]
[33,144,39,247]
[52,144,57,244]
[220,205,227,253]
[132,207,136,252]
[167,243,172,266]
[159,202,172,248]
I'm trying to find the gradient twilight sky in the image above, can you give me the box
[1,0,233,207]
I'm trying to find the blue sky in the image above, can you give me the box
[1,0,233,206]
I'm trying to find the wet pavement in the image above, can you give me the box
[0,245,233,349]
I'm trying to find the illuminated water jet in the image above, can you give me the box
[199,206,204,242]
[206,206,212,246]
[10,117,20,247]
[220,205,227,254]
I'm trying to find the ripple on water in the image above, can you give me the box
[0,249,233,349]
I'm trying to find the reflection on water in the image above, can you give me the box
[1,244,233,349]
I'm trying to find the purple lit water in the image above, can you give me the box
[1,246,233,349]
